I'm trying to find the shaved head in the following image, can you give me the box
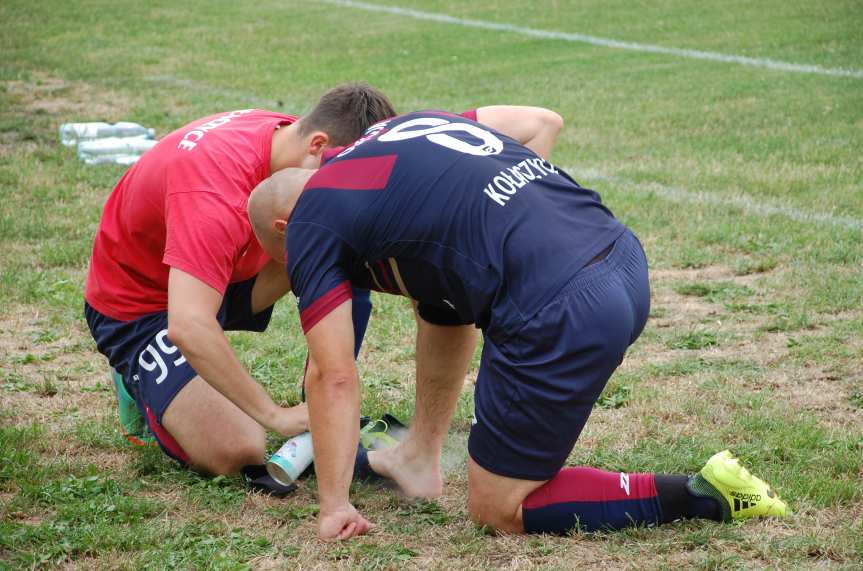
[248,168,316,262]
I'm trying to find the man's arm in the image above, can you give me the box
[303,299,372,540]
[474,105,564,160]
[167,267,306,436]
[250,259,292,314]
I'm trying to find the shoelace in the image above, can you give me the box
[359,418,398,450]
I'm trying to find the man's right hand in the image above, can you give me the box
[266,402,309,437]
[318,503,373,541]
[167,268,285,431]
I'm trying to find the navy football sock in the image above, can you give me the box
[522,467,662,534]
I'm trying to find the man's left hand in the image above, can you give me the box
[318,502,374,541]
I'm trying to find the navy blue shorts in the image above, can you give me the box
[468,229,650,481]
[85,275,372,462]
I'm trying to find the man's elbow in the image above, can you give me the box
[166,320,190,350]
[541,109,564,135]
[166,312,207,350]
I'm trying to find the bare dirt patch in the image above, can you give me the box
[4,72,136,121]
[0,304,122,462]
[0,304,93,361]
[2,313,101,371]
[777,368,861,430]
[650,283,718,330]
[577,262,863,478]
[0,130,40,155]
[10,510,53,527]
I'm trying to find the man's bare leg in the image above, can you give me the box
[368,316,477,498]
[161,376,265,475]
[467,457,546,533]
[161,376,308,475]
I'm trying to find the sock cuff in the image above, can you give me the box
[687,474,729,522]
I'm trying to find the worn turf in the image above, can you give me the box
[1,0,861,569]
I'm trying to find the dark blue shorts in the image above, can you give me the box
[468,229,650,481]
[85,275,372,462]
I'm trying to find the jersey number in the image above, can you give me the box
[138,329,187,385]
[378,117,503,156]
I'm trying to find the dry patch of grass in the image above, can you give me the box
[0,304,133,470]
[634,265,859,429]
[771,368,860,430]
[4,72,136,123]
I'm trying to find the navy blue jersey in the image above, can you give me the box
[287,111,625,342]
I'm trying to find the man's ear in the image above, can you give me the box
[274,219,288,235]
[308,132,330,155]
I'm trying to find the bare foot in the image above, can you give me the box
[368,443,443,498]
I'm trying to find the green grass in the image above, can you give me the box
[1,0,861,568]
[667,330,720,350]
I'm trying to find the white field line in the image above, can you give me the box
[319,0,863,80]
[567,166,863,232]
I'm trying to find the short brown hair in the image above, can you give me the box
[298,83,397,146]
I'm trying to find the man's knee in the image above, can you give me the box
[161,377,268,475]
[192,434,266,476]
[468,488,522,533]
[467,458,538,534]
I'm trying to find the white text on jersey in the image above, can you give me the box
[482,158,558,206]
[177,109,256,152]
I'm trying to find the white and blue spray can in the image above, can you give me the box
[266,432,314,486]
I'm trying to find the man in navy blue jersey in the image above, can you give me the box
[248,109,787,540]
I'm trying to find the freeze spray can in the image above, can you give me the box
[266,432,314,486]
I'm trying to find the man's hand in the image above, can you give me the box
[318,502,374,541]
[267,402,309,437]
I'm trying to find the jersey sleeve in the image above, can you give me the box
[460,109,478,121]
[287,221,354,334]
[163,191,248,294]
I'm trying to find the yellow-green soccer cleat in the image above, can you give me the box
[359,418,400,451]
[688,450,789,522]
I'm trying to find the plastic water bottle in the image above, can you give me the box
[76,137,159,165]
[266,432,314,486]
[59,122,156,147]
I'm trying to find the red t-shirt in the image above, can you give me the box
[85,109,297,321]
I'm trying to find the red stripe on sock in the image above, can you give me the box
[523,467,657,509]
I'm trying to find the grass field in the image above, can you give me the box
[1,0,861,568]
